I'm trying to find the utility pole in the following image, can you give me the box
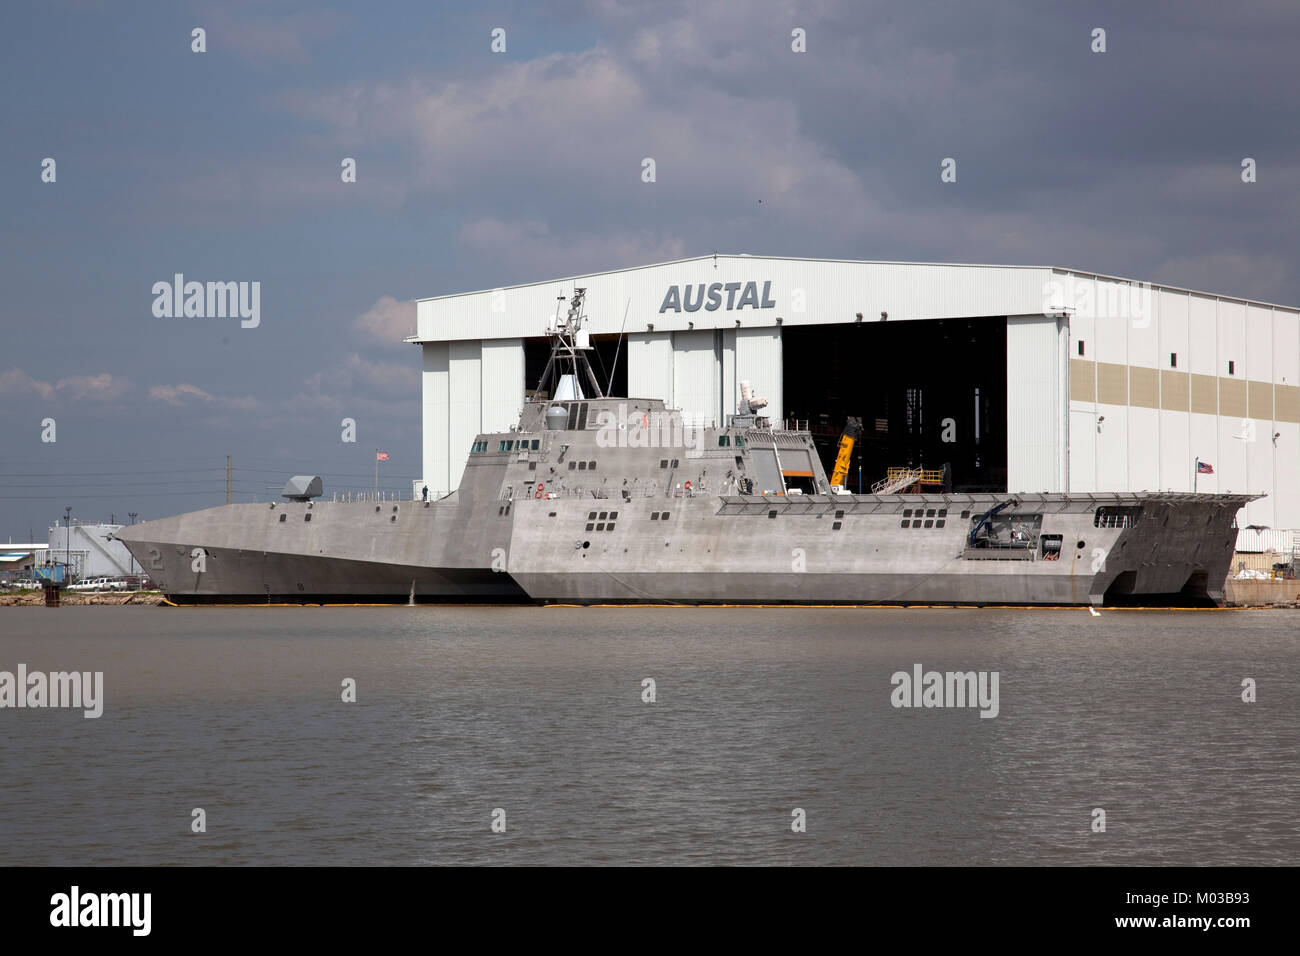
[226,455,233,505]
[128,513,137,576]
[64,506,71,579]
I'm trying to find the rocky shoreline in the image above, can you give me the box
[0,591,166,607]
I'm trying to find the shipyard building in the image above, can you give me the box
[409,256,1300,547]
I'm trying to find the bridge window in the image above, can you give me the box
[718,435,731,447]
[735,437,745,447]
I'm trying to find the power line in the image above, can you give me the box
[1,489,263,500]
[0,480,233,489]
[0,468,233,478]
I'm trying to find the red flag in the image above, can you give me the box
[1196,460,1214,475]
[376,452,389,461]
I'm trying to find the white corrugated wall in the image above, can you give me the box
[481,339,524,433]
[733,326,783,424]
[1006,316,1062,492]
[421,343,450,493]
[671,330,721,424]
[628,332,673,403]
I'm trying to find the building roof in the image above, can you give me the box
[415,254,1300,314]
[410,255,1300,344]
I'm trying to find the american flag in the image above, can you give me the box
[1196,460,1214,475]
[375,451,389,461]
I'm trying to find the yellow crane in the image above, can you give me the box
[830,417,863,489]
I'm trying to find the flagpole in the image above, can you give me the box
[1194,457,1198,493]
[375,448,379,498]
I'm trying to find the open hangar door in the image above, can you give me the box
[524,334,628,400]
[782,318,1008,493]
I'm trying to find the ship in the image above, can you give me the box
[116,289,1256,607]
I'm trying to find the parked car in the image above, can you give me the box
[69,577,128,592]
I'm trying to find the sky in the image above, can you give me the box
[1,0,1297,539]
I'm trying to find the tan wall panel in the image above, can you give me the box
[1129,367,1159,409]
[1097,362,1128,405]
[1189,374,1216,415]
[1219,378,1247,418]
[1069,359,1095,403]
[1275,384,1300,424]
[1248,380,1274,420]
[1161,370,1189,412]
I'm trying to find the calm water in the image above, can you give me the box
[0,606,1295,866]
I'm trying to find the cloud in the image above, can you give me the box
[0,368,55,401]
[148,383,264,412]
[277,44,881,241]
[54,373,133,402]
[353,295,416,345]
[457,218,687,280]
[0,369,132,403]
[201,8,347,64]
[302,352,419,401]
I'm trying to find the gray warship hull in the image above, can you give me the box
[117,488,1249,607]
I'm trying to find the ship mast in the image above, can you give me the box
[534,287,605,399]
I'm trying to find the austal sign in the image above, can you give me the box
[659,280,776,313]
